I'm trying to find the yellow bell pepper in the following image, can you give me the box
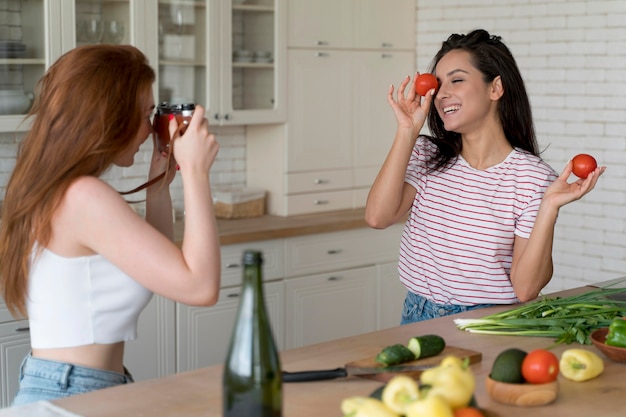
[381,375,419,414]
[404,394,454,417]
[559,349,604,382]
[420,355,475,409]
[340,396,399,417]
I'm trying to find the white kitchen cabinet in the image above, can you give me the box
[288,0,415,50]
[156,0,286,126]
[123,295,176,381]
[0,0,286,135]
[285,265,377,349]
[376,261,407,330]
[176,281,284,372]
[247,50,414,216]
[0,320,30,408]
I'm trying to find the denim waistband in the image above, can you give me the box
[20,354,134,388]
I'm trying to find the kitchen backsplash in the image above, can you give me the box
[0,125,246,215]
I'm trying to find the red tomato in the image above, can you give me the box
[571,153,597,179]
[415,73,438,96]
[454,407,484,417]
[521,349,559,384]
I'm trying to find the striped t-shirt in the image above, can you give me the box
[399,137,558,305]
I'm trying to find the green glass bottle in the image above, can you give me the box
[223,250,282,417]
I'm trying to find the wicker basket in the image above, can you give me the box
[213,187,266,219]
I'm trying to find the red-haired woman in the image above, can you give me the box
[0,44,221,405]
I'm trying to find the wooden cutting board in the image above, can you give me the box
[345,345,482,382]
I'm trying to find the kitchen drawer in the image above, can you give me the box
[284,224,403,277]
[352,186,369,208]
[286,190,353,216]
[353,166,378,188]
[220,239,284,288]
[0,299,15,324]
[286,170,352,194]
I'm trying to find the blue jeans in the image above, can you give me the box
[400,291,495,325]
[12,354,134,406]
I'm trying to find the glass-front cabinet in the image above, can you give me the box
[0,0,46,132]
[0,0,285,133]
[157,0,285,125]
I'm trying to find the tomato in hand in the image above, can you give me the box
[415,73,438,96]
[571,154,597,179]
[521,349,559,384]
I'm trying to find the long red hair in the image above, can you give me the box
[0,45,156,317]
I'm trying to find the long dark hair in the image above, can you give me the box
[0,45,155,317]
[425,29,539,172]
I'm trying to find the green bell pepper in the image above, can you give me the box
[605,317,626,348]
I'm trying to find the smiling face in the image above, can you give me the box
[433,49,503,136]
[114,89,155,167]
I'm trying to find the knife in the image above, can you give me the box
[282,363,435,383]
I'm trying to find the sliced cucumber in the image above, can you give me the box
[407,334,446,359]
[376,344,416,366]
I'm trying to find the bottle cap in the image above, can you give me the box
[242,250,263,265]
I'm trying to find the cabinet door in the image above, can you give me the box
[285,266,377,349]
[0,320,30,408]
[0,0,48,132]
[353,0,416,50]
[287,0,352,48]
[176,281,284,372]
[123,295,176,381]
[287,49,352,172]
[377,261,407,330]
[353,51,415,182]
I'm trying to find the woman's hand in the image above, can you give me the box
[387,73,435,135]
[170,105,219,176]
[542,160,606,210]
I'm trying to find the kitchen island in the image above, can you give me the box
[48,285,624,417]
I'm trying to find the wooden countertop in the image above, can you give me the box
[175,208,371,245]
[50,286,626,417]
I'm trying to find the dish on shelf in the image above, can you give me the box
[0,89,34,115]
[0,41,26,58]
[254,57,273,63]
[234,56,253,63]
[590,327,626,362]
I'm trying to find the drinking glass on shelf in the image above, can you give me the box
[104,20,124,44]
[83,19,103,44]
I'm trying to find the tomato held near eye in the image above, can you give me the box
[521,349,560,384]
[415,73,438,96]
[571,154,597,179]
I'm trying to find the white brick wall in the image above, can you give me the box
[416,0,626,291]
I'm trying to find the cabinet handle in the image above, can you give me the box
[15,327,30,332]
[315,40,329,46]
[226,263,241,269]
[224,114,231,121]
[381,53,393,59]
[213,113,221,120]
[327,249,342,255]
[315,52,330,58]
[313,178,329,185]
[226,293,240,298]
[381,42,393,48]
[327,276,341,281]
[313,199,329,205]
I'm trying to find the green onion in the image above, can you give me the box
[454,286,626,345]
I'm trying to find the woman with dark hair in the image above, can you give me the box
[366,29,604,324]
[0,44,221,404]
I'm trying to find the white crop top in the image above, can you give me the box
[27,247,153,349]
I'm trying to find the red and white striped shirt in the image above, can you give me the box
[399,137,558,305]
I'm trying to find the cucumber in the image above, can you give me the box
[407,334,446,359]
[376,344,416,366]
